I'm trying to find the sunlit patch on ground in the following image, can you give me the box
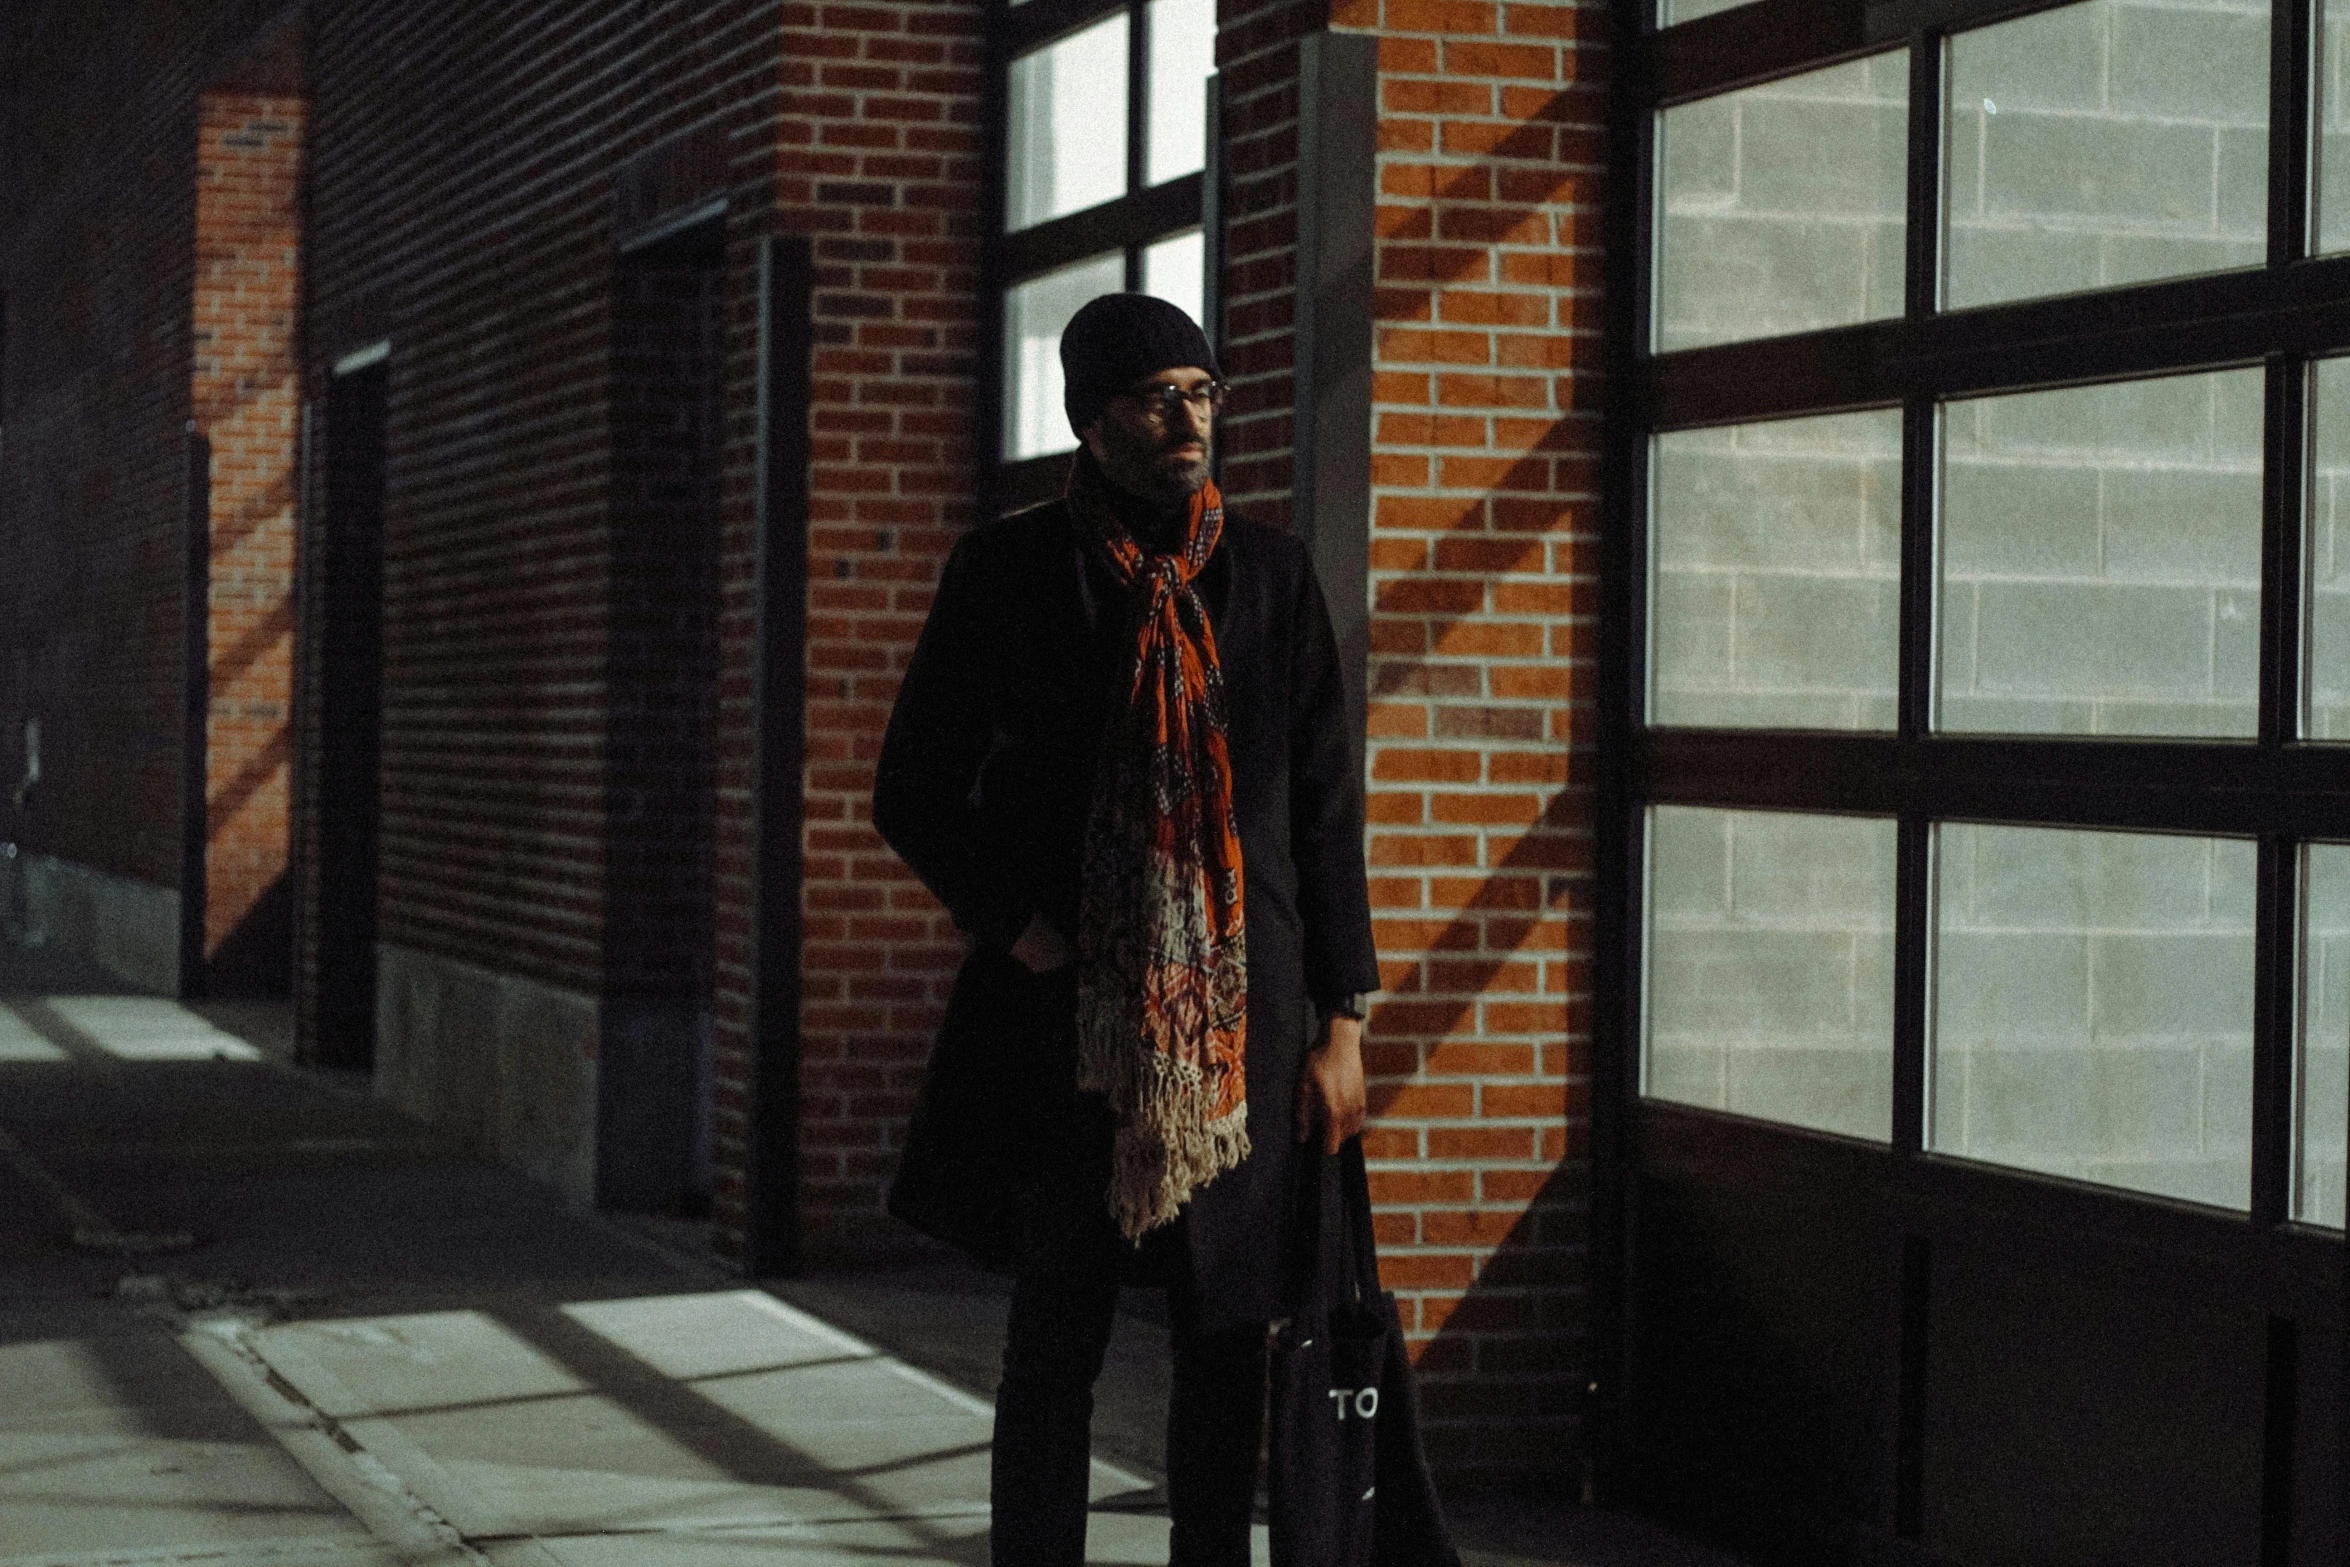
[31,997,265,1061]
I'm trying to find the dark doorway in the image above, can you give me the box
[313,355,387,1071]
[600,216,726,1218]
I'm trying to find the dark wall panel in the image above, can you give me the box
[1921,1239,2265,1567]
[1632,1110,1895,1565]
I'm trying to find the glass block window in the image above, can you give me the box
[1006,16,1131,233]
[1146,0,1216,187]
[1142,229,1206,328]
[1002,252,1128,462]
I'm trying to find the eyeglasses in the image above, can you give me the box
[1116,379,1227,424]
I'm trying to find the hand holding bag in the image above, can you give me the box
[1268,1137,1465,1567]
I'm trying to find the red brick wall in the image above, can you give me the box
[286,0,990,1245]
[766,0,986,1261]
[1352,0,1601,1481]
[1218,0,1325,528]
[193,91,302,989]
[297,2,788,1041]
[767,0,1605,1484]
[0,1,290,893]
[8,11,1603,1487]
[1215,0,1605,1484]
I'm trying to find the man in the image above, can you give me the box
[874,293,1380,1567]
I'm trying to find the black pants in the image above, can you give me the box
[990,1212,1268,1567]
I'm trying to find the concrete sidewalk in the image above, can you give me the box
[0,946,1748,1567]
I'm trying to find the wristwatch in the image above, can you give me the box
[1320,993,1367,1024]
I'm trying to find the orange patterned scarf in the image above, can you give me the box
[1070,459,1250,1240]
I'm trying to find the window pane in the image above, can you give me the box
[1147,0,1215,187]
[2307,358,2350,737]
[1142,229,1205,327]
[2320,0,2350,252]
[1007,15,1130,233]
[2298,844,2350,1227]
[1643,806,1896,1143]
[1002,252,1126,460]
[1653,52,1908,352]
[1930,824,2255,1211]
[1659,0,1760,21]
[1650,409,1901,730]
[1938,368,2262,737]
[1942,0,2268,311]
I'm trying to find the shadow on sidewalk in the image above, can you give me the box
[0,932,1748,1567]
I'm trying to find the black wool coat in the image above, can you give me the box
[873,492,1382,1331]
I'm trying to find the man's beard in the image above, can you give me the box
[1097,417,1211,507]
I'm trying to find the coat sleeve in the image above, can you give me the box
[1287,548,1383,1009]
[872,536,1033,952]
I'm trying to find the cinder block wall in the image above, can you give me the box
[1645,806,1897,1143]
[1932,823,2255,1210]
[1649,409,1901,730]
[1654,51,1906,353]
[1943,0,2266,311]
[2301,843,2350,1225]
[1645,2,2284,1239]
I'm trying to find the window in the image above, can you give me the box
[992,0,1219,489]
[1941,0,2268,310]
[1648,407,1902,729]
[1654,53,1909,351]
[1644,805,1898,1141]
[2299,843,2350,1223]
[1937,368,2263,737]
[1929,823,2256,1210]
[1621,0,2350,1228]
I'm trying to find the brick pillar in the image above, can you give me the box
[1352,0,1601,1483]
[726,0,985,1264]
[192,93,304,995]
[1217,0,1604,1485]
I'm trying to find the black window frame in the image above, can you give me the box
[1597,0,2350,1499]
[983,0,1215,516]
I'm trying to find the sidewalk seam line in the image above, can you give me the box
[174,1315,501,1567]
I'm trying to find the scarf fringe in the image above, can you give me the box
[1075,995,1252,1240]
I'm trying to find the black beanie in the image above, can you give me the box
[1060,293,1220,437]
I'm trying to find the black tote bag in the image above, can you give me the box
[1268,1137,1464,1567]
